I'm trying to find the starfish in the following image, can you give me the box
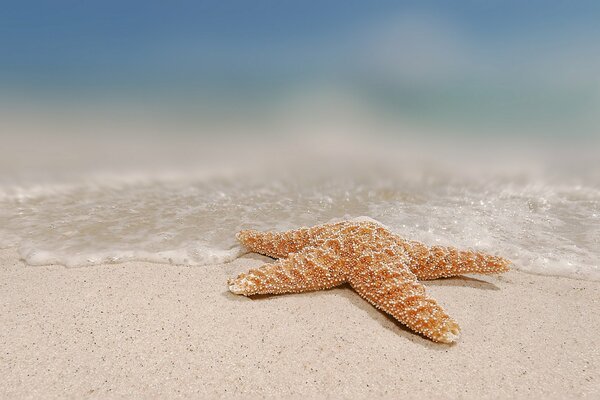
[228,219,510,343]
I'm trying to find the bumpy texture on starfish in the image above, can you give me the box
[228,219,510,343]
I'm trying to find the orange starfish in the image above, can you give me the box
[228,219,510,343]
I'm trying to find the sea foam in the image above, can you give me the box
[1,155,599,281]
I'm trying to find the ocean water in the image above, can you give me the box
[0,134,598,281]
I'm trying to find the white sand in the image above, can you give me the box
[1,247,598,399]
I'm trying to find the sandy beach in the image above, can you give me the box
[1,247,598,399]
[3,1,600,399]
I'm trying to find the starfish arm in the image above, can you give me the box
[228,247,346,296]
[237,227,316,259]
[399,240,510,280]
[349,262,460,343]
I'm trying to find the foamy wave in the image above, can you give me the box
[1,157,598,281]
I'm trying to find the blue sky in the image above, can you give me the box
[2,1,599,84]
[1,1,599,134]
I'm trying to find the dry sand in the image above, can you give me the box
[1,247,598,399]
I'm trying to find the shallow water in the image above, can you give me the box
[1,138,598,280]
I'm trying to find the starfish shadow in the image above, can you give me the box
[227,284,458,349]
[332,284,454,350]
[423,275,500,291]
[221,286,340,302]
[241,253,274,262]
[221,290,280,302]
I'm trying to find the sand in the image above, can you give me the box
[1,247,598,399]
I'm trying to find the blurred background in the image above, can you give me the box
[1,1,599,277]
[1,1,599,169]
